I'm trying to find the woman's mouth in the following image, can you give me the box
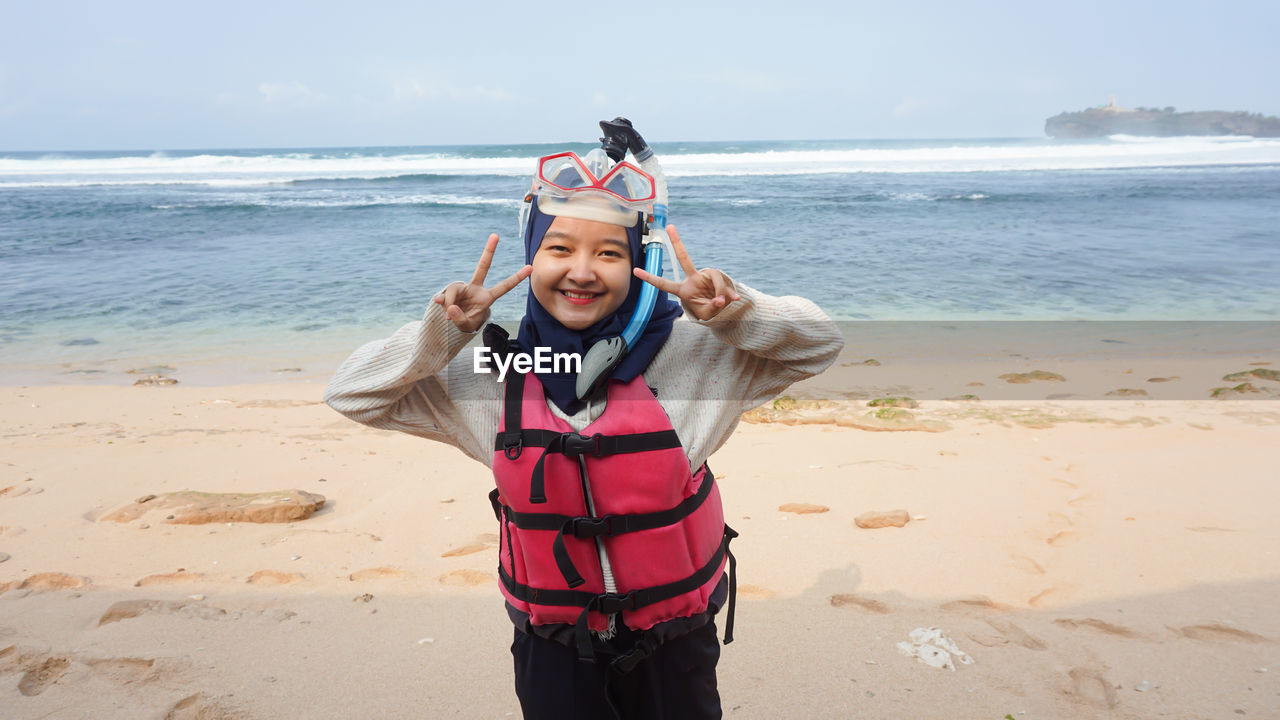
[559,289,601,305]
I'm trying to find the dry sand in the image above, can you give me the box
[2,359,1279,718]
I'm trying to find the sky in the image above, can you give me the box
[2,0,1277,151]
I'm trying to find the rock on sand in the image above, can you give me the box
[99,489,326,524]
[855,510,911,529]
[778,503,830,514]
[18,573,91,592]
[998,370,1066,384]
[247,570,304,586]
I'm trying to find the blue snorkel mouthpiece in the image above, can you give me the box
[574,118,672,402]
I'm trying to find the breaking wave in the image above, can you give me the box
[3,136,1279,188]
[149,193,521,210]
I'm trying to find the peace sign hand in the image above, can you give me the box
[632,225,741,322]
[433,233,533,333]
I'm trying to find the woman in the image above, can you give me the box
[325,125,842,719]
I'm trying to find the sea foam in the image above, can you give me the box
[2,137,1279,188]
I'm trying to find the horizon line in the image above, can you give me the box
[0,135,1049,155]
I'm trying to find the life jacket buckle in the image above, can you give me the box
[596,590,637,614]
[571,515,613,538]
[500,432,523,460]
[560,432,602,457]
[610,635,658,675]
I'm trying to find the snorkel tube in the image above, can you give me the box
[574,118,679,402]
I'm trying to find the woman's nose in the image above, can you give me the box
[565,253,597,284]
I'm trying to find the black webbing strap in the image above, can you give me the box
[550,468,716,588]
[492,369,683,505]
[495,370,526,461]
[494,428,681,456]
[492,464,713,533]
[723,525,739,645]
[489,467,716,589]
[496,525,738,662]
[524,429,680,505]
[497,374,678,458]
[608,530,739,677]
[488,487,504,522]
[610,632,659,675]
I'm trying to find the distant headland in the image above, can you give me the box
[1045,97,1280,138]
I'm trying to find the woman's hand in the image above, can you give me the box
[633,225,741,321]
[434,234,532,333]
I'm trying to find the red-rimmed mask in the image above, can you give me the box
[534,151,656,208]
[519,149,655,234]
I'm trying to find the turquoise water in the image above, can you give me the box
[2,136,1279,380]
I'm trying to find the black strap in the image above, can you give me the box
[609,532,739,674]
[491,466,715,589]
[495,370,683,505]
[723,525,739,645]
[497,463,714,534]
[496,370,526,461]
[496,525,738,662]
[610,633,659,675]
[496,528,732,611]
[609,537,738,678]
[550,468,715,588]
[482,323,513,357]
[495,429,681,456]
[511,428,681,505]
[605,539,739,671]
[487,488,504,522]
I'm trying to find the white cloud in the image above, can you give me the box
[1011,74,1056,95]
[390,73,512,104]
[258,81,329,109]
[590,92,640,111]
[696,69,794,95]
[0,67,33,118]
[890,97,934,117]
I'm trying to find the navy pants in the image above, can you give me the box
[511,621,722,720]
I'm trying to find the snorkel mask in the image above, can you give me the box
[518,118,680,403]
[519,150,654,230]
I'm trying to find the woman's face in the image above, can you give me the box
[530,215,633,330]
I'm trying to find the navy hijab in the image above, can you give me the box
[513,196,682,415]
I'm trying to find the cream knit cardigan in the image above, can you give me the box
[324,278,843,473]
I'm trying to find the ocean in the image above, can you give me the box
[2,136,1279,383]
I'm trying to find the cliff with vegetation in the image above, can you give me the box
[1045,102,1280,138]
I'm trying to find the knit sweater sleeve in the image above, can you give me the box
[322,298,501,466]
[646,278,844,471]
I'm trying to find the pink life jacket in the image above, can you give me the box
[489,371,737,660]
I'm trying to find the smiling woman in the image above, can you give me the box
[529,217,634,330]
[324,120,843,719]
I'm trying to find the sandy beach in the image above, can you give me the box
[2,348,1279,719]
[6,2,1280,716]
